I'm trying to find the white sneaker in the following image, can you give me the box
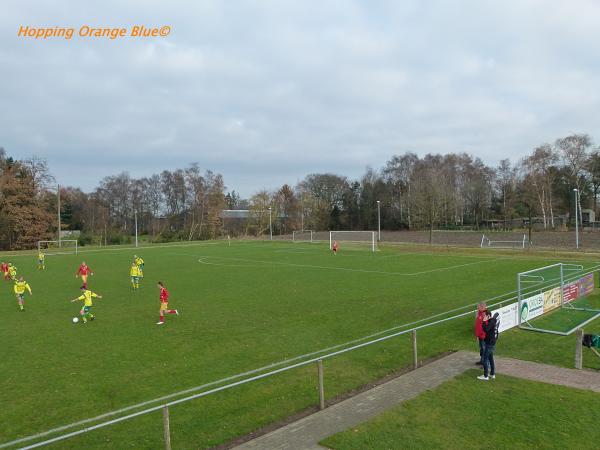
[477,375,489,381]
[156,321,164,325]
[490,374,496,379]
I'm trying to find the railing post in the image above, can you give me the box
[317,359,325,410]
[163,405,172,450]
[575,328,583,370]
[412,329,418,369]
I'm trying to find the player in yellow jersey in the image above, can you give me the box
[8,263,17,281]
[134,255,144,277]
[71,286,102,323]
[14,276,32,311]
[130,262,141,290]
[38,250,45,270]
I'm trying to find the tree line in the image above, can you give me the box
[0,132,598,249]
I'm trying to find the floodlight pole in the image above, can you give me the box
[268,207,272,241]
[574,189,579,249]
[377,200,381,241]
[134,209,138,248]
[57,184,61,247]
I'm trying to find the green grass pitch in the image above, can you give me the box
[1,240,599,448]
[321,370,600,450]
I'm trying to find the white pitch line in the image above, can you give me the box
[194,255,503,276]
[379,251,502,260]
[0,240,228,258]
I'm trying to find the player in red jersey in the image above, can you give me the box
[332,240,339,255]
[1,262,9,280]
[75,261,93,289]
[156,281,179,325]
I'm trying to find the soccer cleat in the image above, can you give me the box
[477,375,489,381]
[490,374,496,379]
[156,321,164,325]
[175,310,179,316]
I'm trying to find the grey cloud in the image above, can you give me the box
[1,0,600,196]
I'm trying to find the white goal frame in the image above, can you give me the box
[292,230,313,243]
[37,240,78,255]
[481,234,528,249]
[517,263,600,335]
[329,231,376,252]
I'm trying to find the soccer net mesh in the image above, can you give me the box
[37,240,78,255]
[292,230,313,243]
[329,231,376,252]
[517,263,600,335]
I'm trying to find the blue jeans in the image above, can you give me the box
[483,343,495,377]
[478,339,485,363]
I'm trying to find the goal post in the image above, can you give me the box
[37,240,78,255]
[481,234,528,249]
[292,230,313,243]
[329,231,376,252]
[517,263,600,335]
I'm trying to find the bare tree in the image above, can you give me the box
[22,156,56,192]
[383,153,418,228]
[556,134,592,224]
[495,159,517,227]
[522,144,559,228]
[587,149,600,218]
[411,158,445,243]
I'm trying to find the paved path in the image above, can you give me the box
[232,351,600,450]
[496,355,600,392]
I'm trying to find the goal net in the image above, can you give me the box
[517,263,600,335]
[481,234,528,249]
[292,230,313,243]
[37,240,78,255]
[329,231,376,252]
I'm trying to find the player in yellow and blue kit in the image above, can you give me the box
[134,255,144,278]
[8,263,17,281]
[14,276,32,311]
[71,286,102,323]
[130,262,141,290]
[38,251,45,270]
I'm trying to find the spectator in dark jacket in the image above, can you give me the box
[478,310,497,381]
[474,302,487,365]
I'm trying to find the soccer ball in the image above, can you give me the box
[72,317,79,324]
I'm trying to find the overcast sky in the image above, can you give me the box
[1,0,599,197]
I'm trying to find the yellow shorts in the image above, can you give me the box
[160,302,168,311]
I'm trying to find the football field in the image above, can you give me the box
[0,240,597,448]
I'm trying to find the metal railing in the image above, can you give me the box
[1,274,591,449]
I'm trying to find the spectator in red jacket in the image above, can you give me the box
[474,302,487,365]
